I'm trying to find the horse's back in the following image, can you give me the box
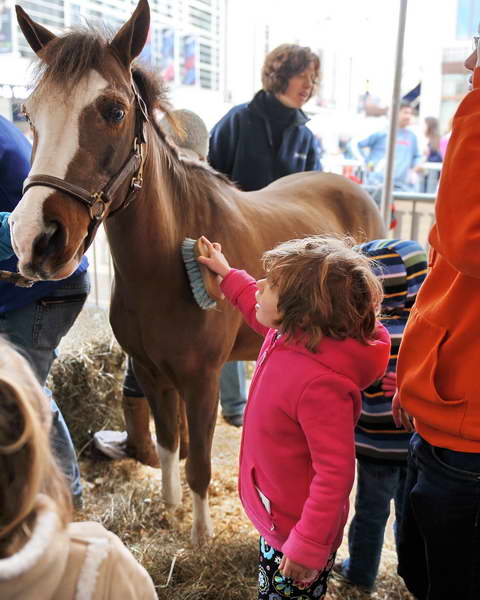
[243,171,386,241]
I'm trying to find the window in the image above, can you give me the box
[189,5,211,32]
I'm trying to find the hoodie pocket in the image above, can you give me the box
[400,314,466,435]
[244,467,275,531]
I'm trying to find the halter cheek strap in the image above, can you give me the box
[21,80,148,252]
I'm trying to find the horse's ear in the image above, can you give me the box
[15,5,57,55]
[109,0,150,68]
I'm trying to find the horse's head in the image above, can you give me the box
[10,0,151,280]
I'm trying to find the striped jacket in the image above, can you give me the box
[355,239,427,463]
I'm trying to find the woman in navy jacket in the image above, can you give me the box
[209,44,322,192]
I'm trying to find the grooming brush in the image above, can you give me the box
[181,237,224,310]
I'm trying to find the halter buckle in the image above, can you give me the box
[89,192,106,220]
[131,137,146,191]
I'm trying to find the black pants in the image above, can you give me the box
[258,537,334,599]
[398,433,480,599]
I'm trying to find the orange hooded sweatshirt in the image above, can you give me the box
[397,67,480,452]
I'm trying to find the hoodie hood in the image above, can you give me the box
[287,322,390,392]
[358,239,427,311]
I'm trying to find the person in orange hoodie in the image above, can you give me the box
[393,31,480,600]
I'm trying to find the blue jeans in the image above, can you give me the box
[123,356,144,397]
[341,458,407,590]
[220,361,247,417]
[398,433,480,600]
[0,272,89,501]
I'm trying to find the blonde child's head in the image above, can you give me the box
[263,235,383,352]
[0,336,72,557]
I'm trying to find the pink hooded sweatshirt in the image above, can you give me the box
[221,270,390,570]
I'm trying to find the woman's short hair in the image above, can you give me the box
[0,336,72,557]
[263,236,383,352]
[261,44,320,96]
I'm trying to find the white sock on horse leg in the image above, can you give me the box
[191,490,213,545]
[157,443,182,507]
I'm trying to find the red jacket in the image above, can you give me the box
[221,270,390,570]
[397,67,480,452]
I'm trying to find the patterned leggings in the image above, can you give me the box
[257,537,335,599]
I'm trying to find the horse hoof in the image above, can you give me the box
[190,520,214,546]
[163,485,182,508]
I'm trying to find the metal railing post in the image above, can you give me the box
[380,0,409,228]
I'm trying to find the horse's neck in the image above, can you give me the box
[105,132,251,281]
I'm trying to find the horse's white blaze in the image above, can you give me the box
[191,491,213,544]
[157,444,182,507]
[10,71,108,266]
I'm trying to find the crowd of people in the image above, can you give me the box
[0,18,478,600]
[335,107,449,196]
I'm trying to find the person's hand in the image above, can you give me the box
[279,556,319,589]
[392,391,414,432]
[381,371,397,397]
[196,236,231,279]
[414,164,424,174]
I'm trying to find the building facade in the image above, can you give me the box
[0,0,226,127]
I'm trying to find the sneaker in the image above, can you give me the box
[93,430,129,459]
[332,562,373,594]
[93,430,160,467]
[223,414,243,427]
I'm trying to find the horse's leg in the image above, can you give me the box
[150,387,183,507]
[123,394,160,468]
[132,360,182,507]
[184,374,219,545]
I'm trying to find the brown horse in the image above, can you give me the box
[11,0,385,543]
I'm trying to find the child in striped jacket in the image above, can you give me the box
[334,239,427,592]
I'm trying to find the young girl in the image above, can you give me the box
[198,235,390,599]
[0,337,157,600]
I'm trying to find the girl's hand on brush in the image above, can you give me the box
[197,236,232,279]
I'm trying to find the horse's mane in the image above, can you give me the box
[33,27,235,226]
[130,66,235,229]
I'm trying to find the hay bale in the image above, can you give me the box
[48,337,126,450]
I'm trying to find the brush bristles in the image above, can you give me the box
[181,238,217,310]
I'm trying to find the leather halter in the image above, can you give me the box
[22,80,149,252]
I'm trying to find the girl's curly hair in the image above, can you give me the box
[263,235,383,352]
[261,44,320,97]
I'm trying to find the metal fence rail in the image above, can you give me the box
[86,191,437,308]
[392,191,436,246]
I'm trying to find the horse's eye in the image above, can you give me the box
[111,108,125,122]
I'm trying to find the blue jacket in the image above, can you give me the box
[0,115,88,313]
[208,90,322,191]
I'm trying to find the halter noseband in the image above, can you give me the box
[22,80,148,252]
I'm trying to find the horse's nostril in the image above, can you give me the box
[33,220,65,257]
